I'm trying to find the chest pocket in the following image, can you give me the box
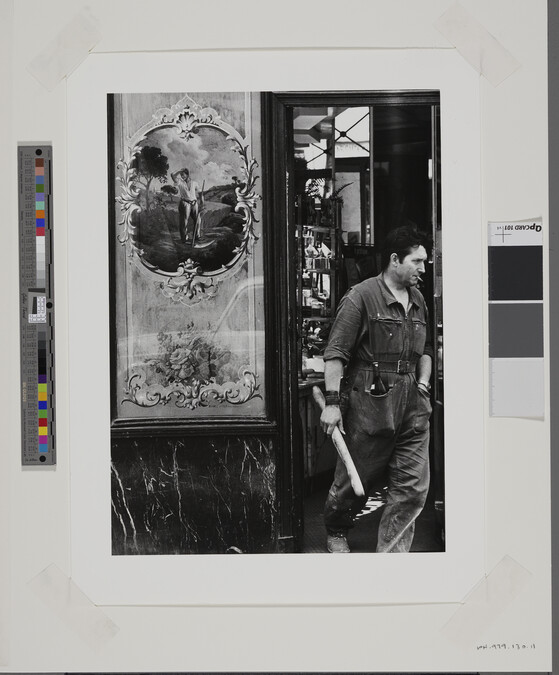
[411,318,427,358]
[369,316,404,358]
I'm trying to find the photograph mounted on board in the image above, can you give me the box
[109,90,445,557]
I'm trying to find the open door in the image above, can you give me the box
[266,91,444,553]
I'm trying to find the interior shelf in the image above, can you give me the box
[295,190,343,380]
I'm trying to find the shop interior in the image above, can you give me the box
[289,98,445,552]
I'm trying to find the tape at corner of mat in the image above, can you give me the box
[433,2,521,87]
[441,555,532,648]
[27,563,119,649]
[26,8,102,91]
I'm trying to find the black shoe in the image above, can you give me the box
[326,532,350,553]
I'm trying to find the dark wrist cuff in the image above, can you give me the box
[324,390,340,406]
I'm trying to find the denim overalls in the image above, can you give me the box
[323,274,433,552]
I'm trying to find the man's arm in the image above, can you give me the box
[318,288,363,436]
[320,357,345,436]
[416,354,432,393]
[324,356,344,392]
[416,298,433,393]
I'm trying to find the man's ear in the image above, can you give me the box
[390,252,399,266]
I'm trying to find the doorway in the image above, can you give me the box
[265,91,444,553]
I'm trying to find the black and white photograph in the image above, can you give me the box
[109,90,445,556]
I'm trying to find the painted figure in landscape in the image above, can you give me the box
[124,122,253,277]
[171,167,203,245]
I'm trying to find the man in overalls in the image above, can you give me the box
[320,225,433,553]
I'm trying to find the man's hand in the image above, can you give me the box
[417,380,431,395]
[320,405,345,436]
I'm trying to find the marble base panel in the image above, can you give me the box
[111,435,277,555]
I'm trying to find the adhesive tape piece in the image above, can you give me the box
[27,9,102,91]
[434,2,521,87]
[442,555,532,648]
[27,564,119,649]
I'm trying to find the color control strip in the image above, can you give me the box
[35,159,47,287]
[18,145,56,465]
[488,219,544,418]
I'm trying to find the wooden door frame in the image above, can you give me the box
[261,94,301,551]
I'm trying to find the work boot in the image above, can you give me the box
[326,532,350,553]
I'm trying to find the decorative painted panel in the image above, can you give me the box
[110,92,266,421]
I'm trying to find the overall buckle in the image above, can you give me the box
[397,360,410,374]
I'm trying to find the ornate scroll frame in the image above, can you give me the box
[116,94,260,305]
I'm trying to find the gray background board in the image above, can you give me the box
[0,1,553,672]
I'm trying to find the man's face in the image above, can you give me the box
[394,245,428,287]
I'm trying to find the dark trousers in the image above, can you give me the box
[324,371,431,552]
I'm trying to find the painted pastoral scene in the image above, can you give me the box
[129,125,250,274]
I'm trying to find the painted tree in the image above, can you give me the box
[160,184,178,202]
[131,145,169,210]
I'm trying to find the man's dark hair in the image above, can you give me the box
[381,225,431,269]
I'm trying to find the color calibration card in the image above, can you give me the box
[18,145,56,465]
[488,219,544,418]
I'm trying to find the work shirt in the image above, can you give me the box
[323,274,433,374]
[173,175,199,204]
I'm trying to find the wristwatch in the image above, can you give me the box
[418,380,431,393]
